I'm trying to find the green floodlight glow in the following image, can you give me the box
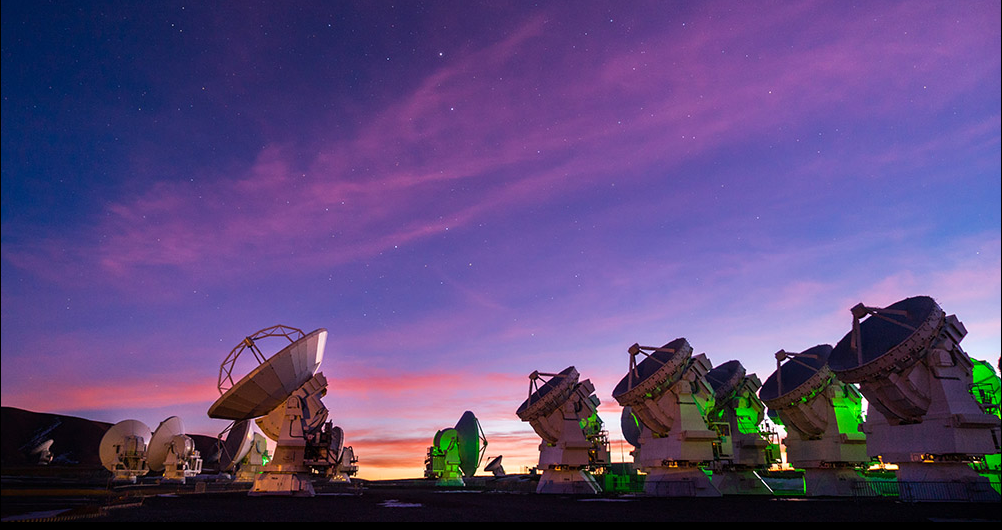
[833,383,865,439]
[968,359,1001,494]
[733,402,760,435]
[970,359,1001,418]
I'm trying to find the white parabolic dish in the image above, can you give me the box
[148,416,185,471]
[208,328,327,421]
[99,419,152,471]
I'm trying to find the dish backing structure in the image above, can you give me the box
[207,325,357,496]
[760,345,870,496]
[613,339,721,497]
[827,296,1001,501]
[516,366,611,494]
[99,419,152,483]
[147,416,203,484]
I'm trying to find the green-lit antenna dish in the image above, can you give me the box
[455,411,486,477]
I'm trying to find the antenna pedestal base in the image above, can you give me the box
[536,468,600,494]
[802,468,866,497]
[894,462,1000,502]
[111,470,144,484]
[250,472,316,497]
[234,463,263,483]
[642,467,721,497]
[710,469,772,495]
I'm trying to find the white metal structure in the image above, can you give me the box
[613,339,721,497]
[760,345,869,496]
[828,296,1001,501]
[99,419,152,483]
[516,366,610,494]
[148,416,203,484]
[208,325,349,496]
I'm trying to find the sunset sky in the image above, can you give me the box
[2,1,999,480]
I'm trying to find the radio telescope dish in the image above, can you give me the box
[327,425,358,483]
[612,339,721,497]
[148,416,202,484]
[207,325,349,496]
[330,425,345,461]
[99,419,152,483]
[30,440,54,465]
[621,406,643,448]
[218,420,269,482]
[516,367,610,494]
[208,326,325,421]
[829,296,1001,501]
[218,420,255,473]
[704,360,776,495]
[484,455,505,477]
[455,411,486,478]
[148,416,185,472]
[760,345,869,496]
[425,411,488,486]
[334,445,359,483]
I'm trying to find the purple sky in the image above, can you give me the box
[2,1,1000,479]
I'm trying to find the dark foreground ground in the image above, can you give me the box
[3,476,999,522]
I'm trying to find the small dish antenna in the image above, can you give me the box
[516,366,610,494]
[612,339,721,497]
[704,360,777,495]
[30,440,54,465]
[828,296,1001,501]
[99,419,152,483]
[334,444,359,483]
[208,325,352,496]
[484,455,505,477]
[148,416,203,484]
[760,345,870,496]
[424,411,488,486]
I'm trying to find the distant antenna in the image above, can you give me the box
[99,420,152,483]
[516,366,610,494]
[425,411,489,486]
[218,419,254,474]
[30,440,54,465]
[217,420,269,483]
[484,455,505,477]
[333,445,359,483]
[760,345,869,496]
[612,339,721,497]
[208,326,353,496]
[828,296,1001,501]
[148,416,202,484]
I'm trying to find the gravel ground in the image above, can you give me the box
[4,479,999,522]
